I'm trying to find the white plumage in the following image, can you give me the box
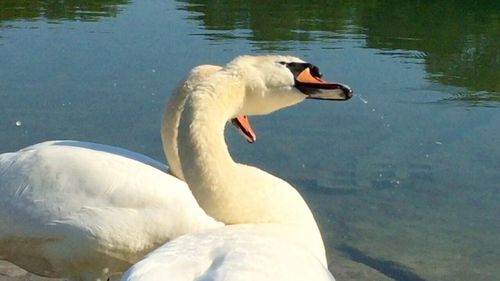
[123,225,334,281]
[0,55,352,281]
[0,140,220,280]
[0,65,224,281]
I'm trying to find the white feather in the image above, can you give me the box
[123,225,334,281]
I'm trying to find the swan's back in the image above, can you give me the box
[122,224,335,281]
[0,140,221,279]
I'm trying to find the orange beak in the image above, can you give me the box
[296,67,326,84]
[292,65,353,100]
[231,115,256,143]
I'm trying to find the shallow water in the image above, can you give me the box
[1,1,499,280]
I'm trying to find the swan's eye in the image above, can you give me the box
[278,61,288,66]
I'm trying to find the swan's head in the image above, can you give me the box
[226,55,352,116]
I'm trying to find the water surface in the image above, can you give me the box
[1,1,499,280]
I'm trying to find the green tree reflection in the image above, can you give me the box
[178,0,350,46]
[0,0,130,23]
[179,0,499,104]
[358,0,500,103]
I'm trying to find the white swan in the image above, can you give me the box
[121,55,352,281]
[0,64,254,281]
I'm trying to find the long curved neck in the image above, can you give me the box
[161,84,188,180]
[176,72,327,264]
[178,76,241,196]
[161,65,223,180]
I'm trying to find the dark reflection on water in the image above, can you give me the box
[178,0,500,105]
[0,0,130,23]
[337,244,427,281]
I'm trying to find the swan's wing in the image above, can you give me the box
[0,141,221,277]
[122,224,335,281]
[27,140,169,172]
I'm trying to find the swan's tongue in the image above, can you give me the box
[231,116,256,143]
[295,67,353,101]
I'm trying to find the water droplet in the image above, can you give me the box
[390,179,401,185]
[15,121,22,127]
[358,95,368,104]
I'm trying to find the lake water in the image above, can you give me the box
[1,1,499,281]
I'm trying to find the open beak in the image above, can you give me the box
[293,65,353,101]
[231,116,256,143]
